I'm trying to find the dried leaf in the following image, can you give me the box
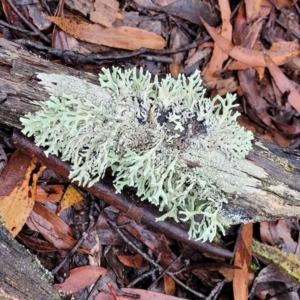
[46,16,166,50]
[27,202,83,251]
[117,214,183,274]
[18,232,57,252]
[260,220,297,254]
[0,150,36,236]
[233,223,253,300]
[201,18,300,69]
[202,0,232,87]
[54,265,107,293]
[238,69,273,127]
[249,264,300,299]
[117,253,147,268]
[36,184,64,202]
[164,275,176,296]
[264,53,300,114]
[57,184,83,216]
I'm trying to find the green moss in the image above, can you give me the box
[20,67,253,242]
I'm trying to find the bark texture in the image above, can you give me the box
[0,38,300,239]
[0,218,61,300]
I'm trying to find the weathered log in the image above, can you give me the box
[0,218,61,300]
[0,37,300,237]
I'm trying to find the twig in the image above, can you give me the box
[51,199,95,275]
[147,254,183,290]
[85,272,106,300]
[127,268,160,288]
[5,0,50,44]
[0,20,40,36]
[107,219,207,299]
[16,35,210,66]
[11,130,233,260]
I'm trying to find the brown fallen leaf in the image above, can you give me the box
[202,0,232,87]
[264,53,300,114]
[164,275,176,296]
[46,16,166,50]
[54,265,107,293]
[18,231,58,252]
[36,184,64,202]
[27,202,87,251]
[233,223,253,300]
[117,253,148,268]
[0,150,38,236]
[238,68,273,127]
[186,262,239,283]
[201,18,300,69]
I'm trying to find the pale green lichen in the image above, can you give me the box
[20,67,253,242]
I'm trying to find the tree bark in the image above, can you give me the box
[1,38,300,243]
[0,218,61,300]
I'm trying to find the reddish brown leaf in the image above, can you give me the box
[18,232,57,252]
[202,0,232,87]
[233,223,253,300]
[46,16,166,50]
[164,275,176,296]
[264,53,300,114]
[54,265,107,293]
[27,202,79,250]
[36,184,64,202]
[117,253,148,268]
[201,18,300,69]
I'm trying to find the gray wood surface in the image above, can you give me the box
[0,218,61,300]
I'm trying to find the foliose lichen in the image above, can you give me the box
[20,67,253,242]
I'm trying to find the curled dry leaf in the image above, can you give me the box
[46,16,166,50]
[202,0,232,86]
[201,18,300,69]
[264,53,300,114]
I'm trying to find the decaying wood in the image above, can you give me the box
[1,38,300,245]
[0,218,61,300]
